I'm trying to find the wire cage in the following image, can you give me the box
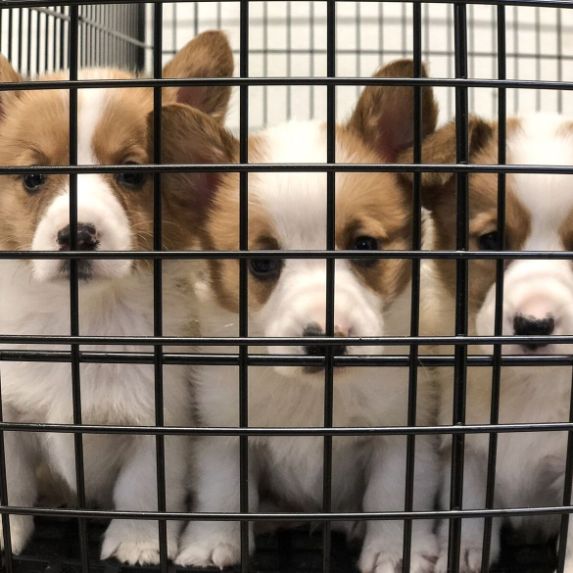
[1,2,573,573]
[0,3,146,75]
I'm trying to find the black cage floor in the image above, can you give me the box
[5,518,556,573]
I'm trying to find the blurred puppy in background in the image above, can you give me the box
[406,113,573,572]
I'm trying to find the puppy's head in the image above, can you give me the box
[405,113,573,354]
[161,59,437,376]
[0,30,233,285]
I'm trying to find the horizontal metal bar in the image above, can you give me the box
[0,334,572,346]
[3,249,573,261]
[2,163,573,176]
[2,0,572,10]
[0,76,572,92]
[3,420,573,437]
[1,504,573,522]
[3,349,573,368]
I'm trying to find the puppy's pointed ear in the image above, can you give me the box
[0,54,23,119]
[162,30,234,122]
[148,104,237,229]
[346,59,438,161]
[398,116,494,211]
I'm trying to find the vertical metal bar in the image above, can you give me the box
[80,5,85,69]
[239,2,250,572]
[44,8,49,73]
[137,2,146,72]
[194,1,199,36]
[512,7,518,113]
[60,5,65,69]
[35,8,41,76]
[424,2,430,62]
[446,4,453,117]
[52,6,56,72]
[481,6,507,572]
[152,4,169,572]
[286,1,292,119]
[263,1,268,126]
[468,4,474,113]
[556,371,573,572]
[0,375,15,572]
[400,2,407,57]
[0,8,4,62]
[7,8,12,63]
[17,8,22,74]
[322,2,336,572]
[25,8,31,77]
[556,9,563,113]
[535,6,541,111]
[447,3,470,573]
[309,1,315,120]
[378,0,383,59]
[490,4,496,118]
[95,4,100,69]
[68,6,90,573]
[172,3,177,56]
[105,4,110,67]
[402,3,423,570]
[355,2,360,100]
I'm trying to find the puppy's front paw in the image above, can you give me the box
[100,519,178,565]
[435,546,482,573]
[176,538,241,569]
[359,538,437,573]
[0,515,34,554]
[176,522,254,569]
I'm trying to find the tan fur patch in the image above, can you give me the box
[335,127,412,302]
[0,31,234,257]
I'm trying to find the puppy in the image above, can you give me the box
[164,60,441,573]
[406,114,573,572]
[0,31,232,563]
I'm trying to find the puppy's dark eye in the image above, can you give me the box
[351,235,379,266]
[23,173,46,193]
[249,257,283,280]
[478,231,499,251]
[115,162,146,189]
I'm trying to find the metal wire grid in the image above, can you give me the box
[158,1,573,130]
[0,1,572,573]
[0,3,146,76]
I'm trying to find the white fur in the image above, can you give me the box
[31,90,133,283]
[424,113,573,572]
[1,86,194,564]
[176,121,439,573]
[31,181,133,282]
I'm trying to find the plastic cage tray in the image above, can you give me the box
[6,519,557,573]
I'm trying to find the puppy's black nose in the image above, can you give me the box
[513,314,555,350]
[302,323,347,358]
[57,223,98,251]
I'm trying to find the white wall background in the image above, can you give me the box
[155,1,573,131]
[2,2,572,132]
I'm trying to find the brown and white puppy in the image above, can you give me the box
[407,114,573,572]
[162,60,441,573]
[0,31,232,564]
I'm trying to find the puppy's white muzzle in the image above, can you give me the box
[30,175,133,284]
[256,261,384,377]
[476,259,573,354]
